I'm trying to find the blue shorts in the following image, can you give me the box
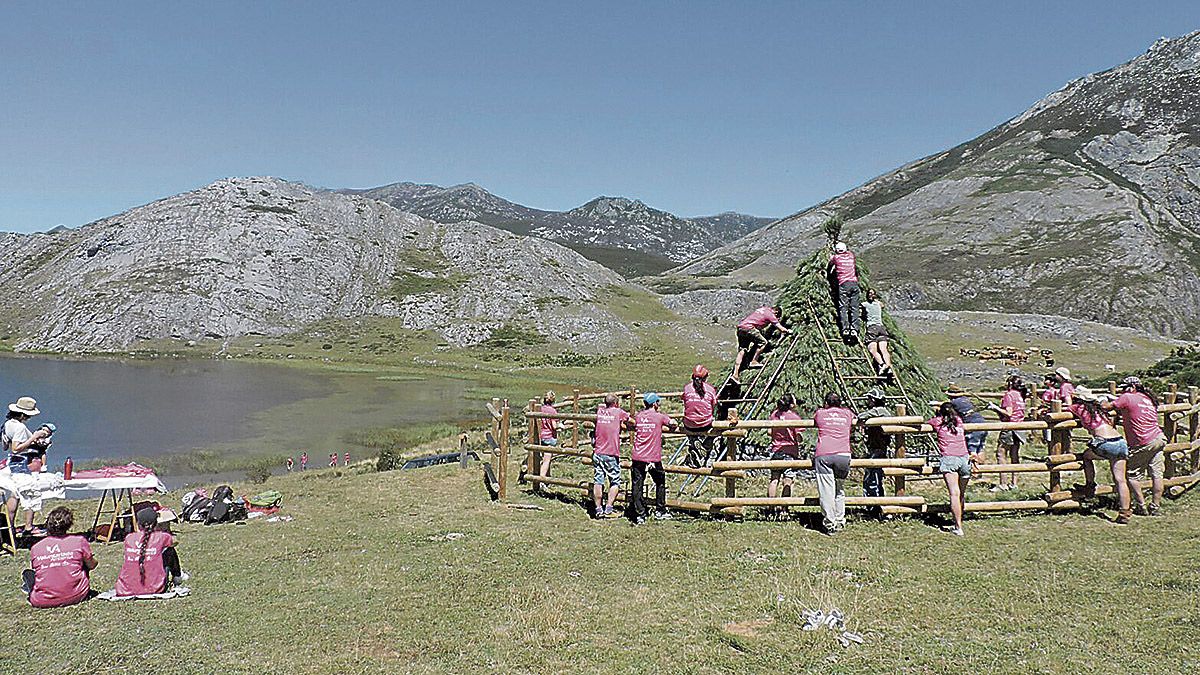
[965,431,987,456]
[1089,437,1129,461]
[939,455,972,478]
[592,453,622,486]
[540,438,558,447]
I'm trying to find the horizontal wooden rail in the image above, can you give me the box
[523,474,726,514]
[522,444,745,477]
[710,495,925,508]
[710,457,926,471]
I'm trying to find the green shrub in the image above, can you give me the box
[245,456,281,484]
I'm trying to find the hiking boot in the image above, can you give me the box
[1132,504,1148,516]
[652,510,673,521]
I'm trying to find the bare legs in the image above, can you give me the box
[943,472,968,533]
[591,482,619,514]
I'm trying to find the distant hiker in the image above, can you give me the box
[767,394,802,515]
[329,453,337,468]
[987,375,1027,492]
[286,456,294,472]
[733,306,791,381]
[344,452,350,467]
[861,289,894,377]
[856,389,892,507]
[828,242,861,342]
[116,507,185,596]
[24,507,97,608]
[682,365,719,467]
[929,402,975,537]
[813,393,855,534]
[3,396,52,536]
[1056,368,1075,403]
[1070,387,1132,524]
[536,391,559,486]
[300,452,308,471]
[946,386,987,458]
[1102,376,1165,516]
[592,394,633,519]
[629,393,676,524]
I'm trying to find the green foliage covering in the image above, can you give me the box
[1082,346,1200,392]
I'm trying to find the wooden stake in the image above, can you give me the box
[1049,400,1065,493]
[1165,385,1179,479]
[1189,387,1199,474]
[498,400,510,501]
[894,403,907,497]
[572,388,581,450]
[526,398,539,482]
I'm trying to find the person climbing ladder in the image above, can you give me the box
[828,242,861,343]
[732,305,790,382]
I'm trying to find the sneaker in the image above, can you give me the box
[989,485,1005,493]
[1147,503,1161,517]
[950,527,964,537]
[652,510,673,521]
[1115,512,1131,525]
[632,516,647,526]
[603,506,615,519]
[826,524,844,535]
[1133,504,1148,516]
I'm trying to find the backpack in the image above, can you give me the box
[206,485,242,525]
[247,490,283,509]
[181,492,213,523]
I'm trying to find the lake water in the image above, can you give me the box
[0,356,484,479]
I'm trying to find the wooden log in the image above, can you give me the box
[526,398,540,481]
[1165,386,1179,479]
[1190,386,1200,474]
[1049,400,1067,493]
[710,457,926,472]
[880,504,922,515]
[894,403,908,497]
[498,401,510,501]
[571,388,581,450]
[524,474,717,513]
[862,415,925,427]
[709,495,926,508]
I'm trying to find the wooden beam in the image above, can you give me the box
[710,495,926,508]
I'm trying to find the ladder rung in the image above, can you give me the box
[842,375,882,381]
[720,398,759,403]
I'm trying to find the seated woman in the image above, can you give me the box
[116,507,185,596]
[25,506,97,608]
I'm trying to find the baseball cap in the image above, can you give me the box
[643,392,661,406]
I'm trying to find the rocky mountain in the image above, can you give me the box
[0,178,638,352]
[657,30,1200,338]
[341,182,773,277]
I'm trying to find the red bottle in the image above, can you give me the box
[64,456,73,480]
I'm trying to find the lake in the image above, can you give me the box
[0,355,485,480]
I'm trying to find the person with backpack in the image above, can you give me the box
[116,507,186,596]
[682,365,719,467]
[24,506,97,608]
[929,402,977,536]
[946,386,988,458]
[629,393,676,524]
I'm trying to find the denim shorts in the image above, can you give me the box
[1088,437,1128,461]
[770,451,800,480]
[592,453,622,486]
[540,438,559,447]
[965,431,987,456]
[939,455,972,478]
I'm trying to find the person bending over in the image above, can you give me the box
[629,393,676,524]
[3,396,52,536]
[1070,387,1132,524]
[681,365,719,467]
[591,395,632,519]
[813,393,855,534]
[861,289,894,378]
[929,402,976,537]
[117,507,185,596]
[828,242,861,342]
[1102,376,1165,517]
[24,507,97,608]
[767,394,803,518]
[733,306,790,381]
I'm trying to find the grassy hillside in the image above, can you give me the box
[5,457,1200,674]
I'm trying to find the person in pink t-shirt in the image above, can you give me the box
[767,394,803,512]
[591,395,632,519]
[733,306,791,381]
[813,393,856,533]
[682,365,720,467]
[1069,387,1132,524]
[629,393,677,524]
[986,375,1028,492]
[1103,376,1166,516]
[1037,373,1061,447]
[827,242,861,343]
[24,507,96,608]
[928,402,976,536]
[1054,367,1075,406]
[116,507,185,596]
[535,391,560,488]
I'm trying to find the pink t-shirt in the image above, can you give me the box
[814,407,854,456]
[538,404,558,441]
[1040,388,1059,403]
[831,252,858,284]
[116,530,174,596]
[1059,382,1075,401]
[631,409,674,463]
[928,417,969,457]
[1000,390,1026,422]
[593,405,630,457]
[737,306,779,331]
[681,382,718,429]
[28,535,93,608]
[769,409,802,457]
[1113,392,1163,447]
[1070,403,1113,434]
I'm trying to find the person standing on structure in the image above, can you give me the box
[732,305,791,382]
[682,365,719,467]
[860,289,894,378]
[828,242,861,343]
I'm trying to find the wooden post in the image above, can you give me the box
[498,400,511,501]
[1164,385,1179,479]
[1107,380,1118,397]
[1190,386,1199,474]
[459,432,468,469]
[893,403,907,497]
[1048,400,1066,493]
[571,388,581,450]
[628,387,637,415]
[724,426,739,513]
[527,398,540,481]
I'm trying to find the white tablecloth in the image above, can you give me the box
[63,474,166,493]
[0,469,66,507]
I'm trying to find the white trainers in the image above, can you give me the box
[951,527,964,537]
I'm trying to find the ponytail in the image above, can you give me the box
[776,393,796,413]
[693,377,705,397]
[1135,384,1159,408]
[937,401,961,435]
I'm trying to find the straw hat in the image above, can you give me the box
[1073,386,1098,402]
[8,396,40,416]
[1054,367,1072,382]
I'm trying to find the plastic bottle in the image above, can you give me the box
[64,456,73,480]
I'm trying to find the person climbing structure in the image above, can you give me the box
[861,288,894,378]
[732,305,791,382]
[828,242,861,343]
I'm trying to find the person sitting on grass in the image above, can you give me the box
[629,393,676,525]
[591,394,632,519]
[767,393,802,518]
[828,242,861,343]
[116,507,186,596]
[986,375,1028,492]
[1069,387,1132,524]
[535,390,559,490]
[732,306,790,382]
[682,365,719,467]
[855,388,892,511]
[929,401,977,537]
[24,506,97,608]
[861,289,894,378]
[813,393,856,534]
[1102,376,1166,517]
[4,396,53,537]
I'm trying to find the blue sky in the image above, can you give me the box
[2,1,1198,232]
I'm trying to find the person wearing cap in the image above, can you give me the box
[813,392,857,534]
[116,507,186,596]
[861,289,894,378]
[592,394,633,519]
[24,506,97,608]
[3,396,53,536]
[986,375,1028,492]
[946,386,988,458]
[767,393,803,516]
[682,365,720,467]
[1102,376,1166,516]
[828,242,861,343]
[855,389,892,504]
[1069,387,1132,524]
[733,305,791,381]
[535,391,560,488]
[629,393,677,524]
[1053,367,1075,406]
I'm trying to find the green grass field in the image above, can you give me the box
[5,453,1199,674]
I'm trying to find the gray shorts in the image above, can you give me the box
[1127,436,1166,480]
[866,324,890,343]
[592,453,622,486]
[770,451,799,480]
[998,430,1028,447]
[939,455,972,478]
